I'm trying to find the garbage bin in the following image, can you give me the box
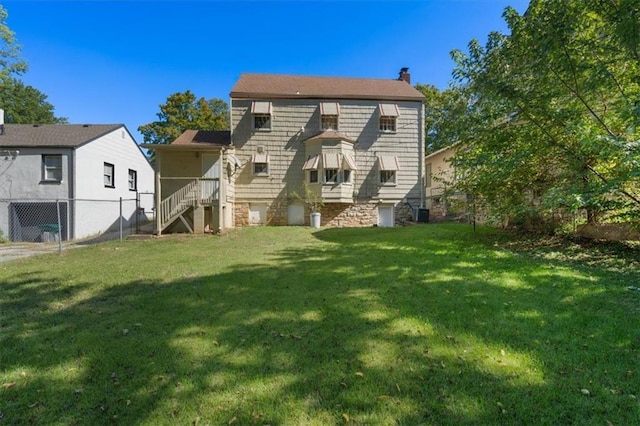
[417,208,429,223]
[38,223,60,242]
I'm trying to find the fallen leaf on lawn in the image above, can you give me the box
[340,382,347,388]
[342,413,350,422]
[355,372,364,377]
[28,402,39,408]
[1,382,16,389]
[378,395,390,399]
[580,388,591,396]
[500,349,506,357]
[228,416,237,425]
[122,329,129,335]
[396,383,401,392]
[212,340,219,346]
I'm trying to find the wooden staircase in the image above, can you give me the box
[159,180,199,232]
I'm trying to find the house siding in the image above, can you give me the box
[231,98,423,226]
[73,127,154,239]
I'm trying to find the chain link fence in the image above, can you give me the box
[0,193,155,248]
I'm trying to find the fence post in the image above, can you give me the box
[56,199,62,255]
[119,197,123,241]
[135,192,140,234]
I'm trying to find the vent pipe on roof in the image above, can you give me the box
[0,109,4,135]
[398,67,410,84]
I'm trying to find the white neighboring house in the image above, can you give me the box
[0,123,154,241]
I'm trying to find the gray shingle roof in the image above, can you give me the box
[0,124,124,148]
[230,73,425,101]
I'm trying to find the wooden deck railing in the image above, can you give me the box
[159,178,219,231]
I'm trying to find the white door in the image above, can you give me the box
[201,154,219,200]
[378,205,394,227]
[249,203,267,225]
[287,204,305,225]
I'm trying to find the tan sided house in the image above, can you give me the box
[146,69,425,234]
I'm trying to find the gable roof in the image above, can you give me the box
[230,73,425,101]
[0,124,123,148]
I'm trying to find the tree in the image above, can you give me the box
[138,91,229,148]
[0,5,27,83]
[0,78,67,124]
[416,84,470,154]
[449,0,640,229]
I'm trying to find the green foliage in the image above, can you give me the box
[416,84,470,153]
[0,5,27,82]
[0,78,67,124]
[450,0,640,228]
[290,181,324,212]
[138,90,229,148]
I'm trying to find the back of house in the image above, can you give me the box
[230,68,425,227]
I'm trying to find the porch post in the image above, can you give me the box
[155,154,162,236]
[219,150,226,233]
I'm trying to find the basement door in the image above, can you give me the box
[378,205,394,227]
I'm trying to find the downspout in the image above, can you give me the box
[419,101,425,208]
[228,94,234,229]
[70,148,76,240]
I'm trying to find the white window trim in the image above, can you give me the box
[252,101,273,131]
[104,162,115,188]
[308,169,319,184]
[251,152,270,176]
[379,116,397,132]
[379,170,397,186]
[42,154,62,182]
[323,168,339,184]
[379,103,399,133]
[128,169,137,191]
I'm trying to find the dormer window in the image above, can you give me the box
[320,102,340,131]
[252,101,272,130]
[379,103,399,132]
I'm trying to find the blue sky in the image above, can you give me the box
[3,0,530,143]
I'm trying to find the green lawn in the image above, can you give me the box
[1,224,639,425]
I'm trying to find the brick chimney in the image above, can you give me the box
[398,67,410,84]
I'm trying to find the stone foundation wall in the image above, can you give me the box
[234,202,249,227]
[318,203,378,227]
[233,199,421,228]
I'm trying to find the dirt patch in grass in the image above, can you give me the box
[491,231,640,274]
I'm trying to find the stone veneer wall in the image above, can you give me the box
[233,200,420,227]
[319,203,378,227]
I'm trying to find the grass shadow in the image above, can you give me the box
[1,225,639,424]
